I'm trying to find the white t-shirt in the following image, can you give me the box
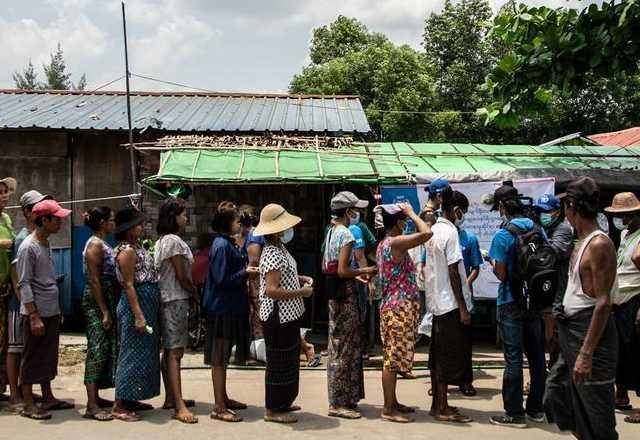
[423,217,473,316]
[154,234,194,303]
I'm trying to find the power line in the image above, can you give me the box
[89,75,125,93]
[131,72,478,116]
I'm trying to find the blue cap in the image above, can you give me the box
[535,193,561,212]
[425,178,450,195]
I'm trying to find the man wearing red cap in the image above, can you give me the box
[15,199,73,420]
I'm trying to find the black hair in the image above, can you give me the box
[502,198,524,217]
[451,191,469,211]
[84,206,112,232]
[157,198,186,235]
[382,210,407,231]
[439,186,456,210]
[211,201,239,233]
[566,196,598,220]
[238,204,258,228]
[34,214,54,227]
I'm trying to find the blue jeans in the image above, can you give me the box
[497,302,547,417]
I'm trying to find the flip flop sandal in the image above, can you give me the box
[41,400,75,411]
[435,413,472,423]
[83,410,114,421]
[398,372,416,380]
[616,403,633,411]
[264,413,298,424]
[226,400,247,410]
[112,411,141,422]
[173,412,199,424]
[396,404,416,414]
[624,413,640,424]
[381,413,413,423]
[307,355,321,368]
[5,403,25,414]
[283,405,301,413]
[21,409,52,420]
[328,408,361,419]
[210,409,243,423]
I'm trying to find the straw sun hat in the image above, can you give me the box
[604,192,640,214]
[253,204,301,236]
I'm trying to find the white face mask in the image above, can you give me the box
[349,211,361,225]
[455,213,465,228]
[281,228,294,244]
[613,217,627,231]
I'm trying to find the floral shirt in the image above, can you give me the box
[115,243,159,285]
[377,236,419,313]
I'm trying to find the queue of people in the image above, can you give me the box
[0,174,639,437]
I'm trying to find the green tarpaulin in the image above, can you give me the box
[145,143,640,186]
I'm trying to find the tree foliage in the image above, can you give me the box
[12,60,39,90]
[481,0,640,127]
[12,43,87,90]
[423,0,494,111]
[291,18,436,141]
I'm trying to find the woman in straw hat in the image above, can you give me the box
[111,207,161,422]
[252,204,313,424]
[605,192,640,423]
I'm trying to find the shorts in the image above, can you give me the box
[380,301,420,372]
[160,299,190,350]
[8,309,24,354]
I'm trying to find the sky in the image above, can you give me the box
[0,0,599,94]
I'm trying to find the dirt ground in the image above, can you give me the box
[1,357,638,440]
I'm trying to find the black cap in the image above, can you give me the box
[491,185,520,211]
[558,177,599,202]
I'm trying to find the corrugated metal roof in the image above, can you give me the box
[588,127,640,147]
[0,89,370,133]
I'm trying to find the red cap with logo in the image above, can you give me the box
[32,199,72,218]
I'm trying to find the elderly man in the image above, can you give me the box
[545,177,619,440]
[605,192,640,424]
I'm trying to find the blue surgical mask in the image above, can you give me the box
[349,211,361,225]
[454,212,465,228]
[613,218,627,231]
[539,212,555,228]
[281,228,294,244]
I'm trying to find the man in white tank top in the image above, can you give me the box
[546,177,619,440]
[605,192,640,424]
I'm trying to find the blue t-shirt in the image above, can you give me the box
[459,229,483,276]
[489,218,546,306]
[242,229,265,261]
[349,224,365,269]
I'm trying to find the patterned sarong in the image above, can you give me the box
[115,282,160,401]
[82,275,119,388]
[380,300,420,372]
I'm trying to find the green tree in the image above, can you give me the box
[481,1,640,127]
[309,15,387,65]
[423,0,494,111]
[43,43,72,90]
[12,59,39,89]
[291,33,436,140]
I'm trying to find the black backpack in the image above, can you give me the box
[504,223,558,311]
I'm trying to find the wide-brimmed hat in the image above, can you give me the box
[114,207,146,235]
[604,192,640,214]
[0,177,17,194]
[253,204,301,236]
